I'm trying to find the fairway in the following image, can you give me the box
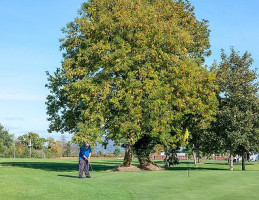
[0,159,258,200]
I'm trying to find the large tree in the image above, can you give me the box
[46,0,218,166]
[215,48,259,171]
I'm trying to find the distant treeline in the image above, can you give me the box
[0,125,123,158]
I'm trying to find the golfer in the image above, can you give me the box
[79,141,92,179]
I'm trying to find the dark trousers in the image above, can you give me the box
[79,159,90,178]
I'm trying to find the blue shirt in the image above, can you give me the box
[79,145,92,160]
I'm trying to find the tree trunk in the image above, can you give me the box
[123,143,133,167]
[229,149,234,171]
[139,156,152,167]
[197,148,200,163]
[242,149,245,171]
[133,134,154,167]
[193,151,197,166]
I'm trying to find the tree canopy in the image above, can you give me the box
[214,48,259,170]
[46,0,218,166]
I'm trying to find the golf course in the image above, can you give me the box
[0,158,258,200]
[1,1,259,200]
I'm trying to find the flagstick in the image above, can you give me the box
[184,129,190,178]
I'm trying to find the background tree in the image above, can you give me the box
[46,0,218,167]
[184,113,218,166]
[64,141,72,157]
[0,124,14,157]
[215,48,259,171]
[69,143,80,157]
[45,138,63,158]
[113,147,121,157]
[60,135,70,157]
[14,140,29,158]
[60,136,72,157]
[153,144,165,155]
[18,132,45,150]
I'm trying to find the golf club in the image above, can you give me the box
[85,157,93,171]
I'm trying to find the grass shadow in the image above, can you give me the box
[0,160,124,172]
[167,166,227,171]
[58,174,79,178]
[2,159,256,172]
[153,160,229,171]
[0,161,78,172]
[204,162,254,166]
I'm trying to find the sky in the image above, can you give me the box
[0,0,258,141]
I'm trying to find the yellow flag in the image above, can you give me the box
[184,129,189,141]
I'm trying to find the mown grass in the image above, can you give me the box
[0,158,258,200]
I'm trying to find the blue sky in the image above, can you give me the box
[0,0,258,140]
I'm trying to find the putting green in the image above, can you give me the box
[0,158,258,200]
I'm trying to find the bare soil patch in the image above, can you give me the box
[140,163,165,171]
[107,163,164,172]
